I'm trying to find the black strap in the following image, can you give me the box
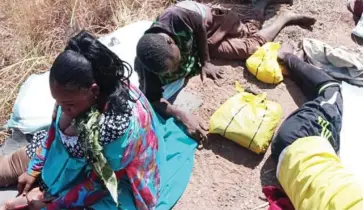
[222,104,248,137]
[248,106,268,149]
[255,53,266,77]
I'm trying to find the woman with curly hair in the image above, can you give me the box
[1,31,197,210]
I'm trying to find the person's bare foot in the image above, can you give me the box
[282,12,317,30]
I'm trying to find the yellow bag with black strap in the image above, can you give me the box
[209,82,282,154]
[246,42,285,84]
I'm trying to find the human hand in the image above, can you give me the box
[28,188,54,210]
[17,172,37,196]
[3,187,44,210]
[180,113,208,144]
[201,62,224,83]
[28,200,47,210]
[28,192,55,210]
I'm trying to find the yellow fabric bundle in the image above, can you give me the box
[277,136,363,210]
[246,42,285,84]
[209,83,282,154]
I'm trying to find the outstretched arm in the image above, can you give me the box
[189,12,210,66]
[152,98,207,143]
[184,9,224,81]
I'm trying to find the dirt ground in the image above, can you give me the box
[174,0,362,209]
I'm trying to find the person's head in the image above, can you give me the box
[49,30,132,118]
[136,33,181,75]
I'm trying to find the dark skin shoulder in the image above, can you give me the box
[175,7,224,83]
[153,7,224,83]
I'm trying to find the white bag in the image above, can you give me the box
[7,72,55,134]
[98,20,153,88]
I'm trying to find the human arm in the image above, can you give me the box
[39,108,159,209]
[18,106,58,196]
[191,15,224,81]
[181,8,224,81]
[186,10,210,66]
[26,122,56,178]
[26,169,125,209]
[135,46,207,142]
[152,98,207,142]
[155,7,211,65]
[39,122,139,209]
[150,7,222,81]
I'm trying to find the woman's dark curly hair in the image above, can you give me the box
[49,30,133,113]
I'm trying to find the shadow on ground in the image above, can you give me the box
[203,133,281,186]
[260,155,280,187]
[204,134,265,169]
[284,78,306,106]
[242,68,278,90]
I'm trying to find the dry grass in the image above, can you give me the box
[0,0,173,141]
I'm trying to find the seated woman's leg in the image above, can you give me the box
[0,147,30,187]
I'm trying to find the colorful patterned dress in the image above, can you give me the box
[26,85,197,210]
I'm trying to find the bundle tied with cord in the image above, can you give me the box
[209,82,282,154]
[246,42,285,84]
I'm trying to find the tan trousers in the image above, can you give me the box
[206,8,267,60]
[0,147,30,187]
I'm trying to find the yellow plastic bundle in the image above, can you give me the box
[209,82,282,154]
[246,42,285,84]
[278,137,363,210]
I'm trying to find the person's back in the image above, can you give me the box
[176,1,210,21]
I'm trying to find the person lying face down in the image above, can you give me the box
[270,44,363,210]
[134,0,316,143]
[0,30,198,210]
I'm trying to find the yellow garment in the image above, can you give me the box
[209,82,282,154]
[246,42,285,84]
[277,136,363,210]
